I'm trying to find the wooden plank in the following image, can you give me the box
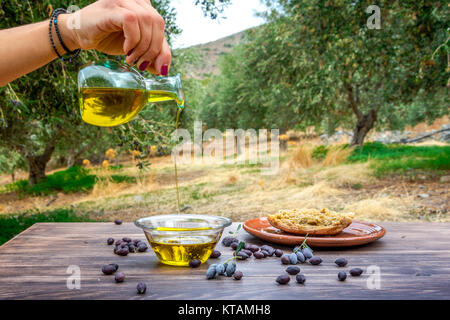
[0,222,449,300]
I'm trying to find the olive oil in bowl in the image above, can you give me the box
[147,234,218,266]
[135,215,232,267]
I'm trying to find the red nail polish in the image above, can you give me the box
[139,61,150,71]
[161,64,169,76]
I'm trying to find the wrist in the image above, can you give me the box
[57,13,80,52]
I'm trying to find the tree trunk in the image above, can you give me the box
[350,110,378,147]
[27,155,48,185]
[18,128,63,186]
[345,83,379,147]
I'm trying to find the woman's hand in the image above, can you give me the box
[60,0,171,74]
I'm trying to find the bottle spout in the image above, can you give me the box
[145,73,184,107]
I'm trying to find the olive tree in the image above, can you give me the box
[203,0,448,146]
[0,0,230,185]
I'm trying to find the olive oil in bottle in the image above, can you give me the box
[79,87,184,127]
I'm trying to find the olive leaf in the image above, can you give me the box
[234,241,245,255]
[228,223,242,238]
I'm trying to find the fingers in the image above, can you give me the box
[109,0,170,73]
[121,1,151,66]
[111,8,141,55]
[121,1,165,70]
[137,13,165,71]
[148,38,171,75]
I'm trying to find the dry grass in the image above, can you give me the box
[1,137,447,223]
[289,144,314,169]
[292,181,343,199]
[322,145,353,166]
[344,197,412,221]
[227,174,239,185]
[85,169,157,203]
[315,162,373,187]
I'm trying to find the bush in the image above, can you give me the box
[4,166,96,195]
[312,145,329,160]
[2,166,137,196]
[0,208,94,245]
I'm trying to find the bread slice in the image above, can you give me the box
[267,208,354,236]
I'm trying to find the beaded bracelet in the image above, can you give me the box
[49,8,81,62]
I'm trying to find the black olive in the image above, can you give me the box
[275,249,284,257]
[338,271,347,281]
[281,255,291,264]
[296,251,306,263]
[261,245,275,256]
[254,252,265,259]
[210,250,221,258]
[137,282,147,294]
[114,272,125,283]
[260,250,269,257]
[335,258,348,267]
[137,243,148,252]
[189,259,201,268]
[350,268,363,276]
[101,265,116,275]
[302,247,313,259]
[109,264,119,272]
[117,247,129,256]
[233,271,243,280]
[222,237,234,247]
[289,253,298,264]
[296,274,306,284]
[206,266,217,279]
[309,256,322,265]
[286,266,301,275]
[276,275,290,285]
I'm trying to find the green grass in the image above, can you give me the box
[3,166,96,195]
[2,166,136,196]
[109,175,137,184]
[0,208,94,245]
[312,145,329,160]
[348,142,450,176]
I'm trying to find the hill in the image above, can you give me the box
[178,29,249,79]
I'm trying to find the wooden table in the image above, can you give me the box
[0,222,449,300]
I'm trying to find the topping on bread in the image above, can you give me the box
[267,208,354,235]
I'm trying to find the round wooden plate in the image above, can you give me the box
[243,217,386,247]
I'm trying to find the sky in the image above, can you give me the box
[171,0,266,49]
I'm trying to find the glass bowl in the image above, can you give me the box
[135,214,232,266]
